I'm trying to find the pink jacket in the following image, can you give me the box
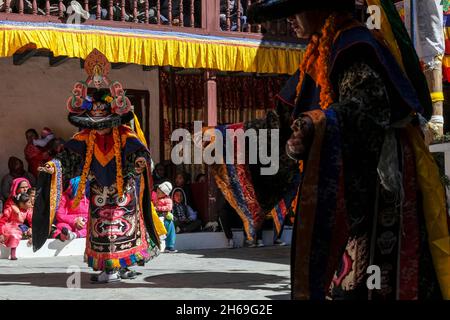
[55,193,89,230]
[0,205,32,230]
[151,191,173,213]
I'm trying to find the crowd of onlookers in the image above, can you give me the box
[0,0,251,31]
[0,127,64,260]
[152,164,206,253]
[0,127,287,259]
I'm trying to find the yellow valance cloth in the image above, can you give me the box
[0,21,304,74]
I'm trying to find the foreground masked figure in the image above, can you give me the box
[211,0,450,299]
[32,49,163,283]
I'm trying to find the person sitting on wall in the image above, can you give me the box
[174,171,195,210]
[1,177,32,218]
[171,187,202,233]
[52,176,89,242]
[0,192,33,260]
[152,181,177,253]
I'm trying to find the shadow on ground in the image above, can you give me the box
[180,246,290,265]
[0,271,289,293]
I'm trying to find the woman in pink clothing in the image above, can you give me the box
[0,193,33,260]
[53,176,89,241]
[2,177,31,213]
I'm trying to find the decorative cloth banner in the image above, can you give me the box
[0,20,304,74]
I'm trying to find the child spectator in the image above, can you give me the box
[152,181,177,253]
[27,188,36,208]
[0,193,33,260]
[171,188,202,233]
[1,157,35,203]
[174,171,194,210]
[33,127,55,149]
[53,176,89,241]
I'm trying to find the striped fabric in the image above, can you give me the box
[444,12,450,82]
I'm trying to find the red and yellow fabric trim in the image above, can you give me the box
[0,20,304,75]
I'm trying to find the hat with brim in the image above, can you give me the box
[68,111,134,130]
[247,0,356,24]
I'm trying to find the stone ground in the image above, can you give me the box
[0,246,290,300]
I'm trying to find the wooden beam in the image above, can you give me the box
[112,63,128,69]
[143,65,158,71]
[202,0,219,32]
[13,49,38,65]
[49,55,69,67]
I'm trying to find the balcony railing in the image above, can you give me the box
[0,0,298,41]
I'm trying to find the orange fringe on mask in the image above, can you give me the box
[113,127,124,197]
[73,130,96,208]
[295,12,353,110]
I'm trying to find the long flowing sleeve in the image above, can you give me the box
[328,61,391,233]
[32,148,82,251]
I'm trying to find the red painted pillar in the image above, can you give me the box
[205,70,218,127]
[204,70,218,222]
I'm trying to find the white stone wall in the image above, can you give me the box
[0,56,160,178]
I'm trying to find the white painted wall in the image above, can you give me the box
[0,56,160,178]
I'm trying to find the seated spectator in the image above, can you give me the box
[47,137,66,158]
[220,0,247,31]
[0,193,33,260]
[153,162,169,188]
[24,128,50,178]
[1,158,35,203]
[89,0,132,21]
[146,0,201,26]
[0,0,9,12]
[53,176,89,241]
[152,181,177,253]
[174,171,194,210]
[2,177,32,214]
[1,0,61,14]
[171,188,201,233]
[27,187,36,208]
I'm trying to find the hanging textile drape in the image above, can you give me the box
[160,71,287,161]
[216,75,287,124]
[160,70,205,163]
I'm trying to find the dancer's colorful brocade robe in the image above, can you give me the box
[37,125,159,271]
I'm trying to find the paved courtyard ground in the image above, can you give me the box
[0,246,290,300]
